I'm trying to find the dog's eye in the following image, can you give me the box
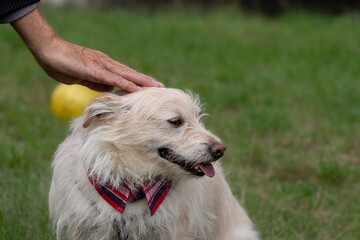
[168,118,183,127]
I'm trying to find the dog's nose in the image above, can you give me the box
[209,142,226,159]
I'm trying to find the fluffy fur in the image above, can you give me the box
[49,88,259,240]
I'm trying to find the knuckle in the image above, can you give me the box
[120,80,132,90]
[121,67,132,75]
[93,49,104,56]
[99,52,110,60]
[88,69,105,83]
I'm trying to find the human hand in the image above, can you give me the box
[11,8,164,92]
[33,36,163,92]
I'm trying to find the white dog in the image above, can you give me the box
[49,88,259,240]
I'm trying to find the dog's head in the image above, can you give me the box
[77,88,225,182]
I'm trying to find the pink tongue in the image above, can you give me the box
[198,163,215,178]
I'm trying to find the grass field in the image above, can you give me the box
[0,7,359,240]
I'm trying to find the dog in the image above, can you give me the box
[49,88,259,240]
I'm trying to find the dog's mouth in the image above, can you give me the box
[158,148,215,178]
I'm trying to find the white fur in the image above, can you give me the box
[49,88,259,240]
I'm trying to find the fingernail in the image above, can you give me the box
[136,86,143,91]
[151,79,159,84]
[152,79,164,87]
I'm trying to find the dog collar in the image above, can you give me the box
[88,175,172,216]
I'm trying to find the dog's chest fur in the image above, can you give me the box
[88,178,215,240]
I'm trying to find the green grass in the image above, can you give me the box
[1,7,360,240]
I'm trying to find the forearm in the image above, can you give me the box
[8,7,163,92]
[11,8,57,56]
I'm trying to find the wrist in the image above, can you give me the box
[11,8,58,56]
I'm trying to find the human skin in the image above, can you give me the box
[11,7,164,92]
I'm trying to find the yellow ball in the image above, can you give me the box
[50,84,103,121]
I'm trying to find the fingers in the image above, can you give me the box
[46,70,113,92]
[87,69,143,93]
[79,80,114,92]
[123,70,165,88]
[104,59,164,88]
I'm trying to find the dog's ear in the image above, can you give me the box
[82,94,130,128]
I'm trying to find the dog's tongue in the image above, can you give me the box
[198,163,215,178]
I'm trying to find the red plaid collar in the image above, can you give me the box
[88,175,172,216]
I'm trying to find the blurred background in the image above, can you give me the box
[0,1,359,239]
[44,0,360,15]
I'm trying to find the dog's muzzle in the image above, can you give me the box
[158,145,225,178]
